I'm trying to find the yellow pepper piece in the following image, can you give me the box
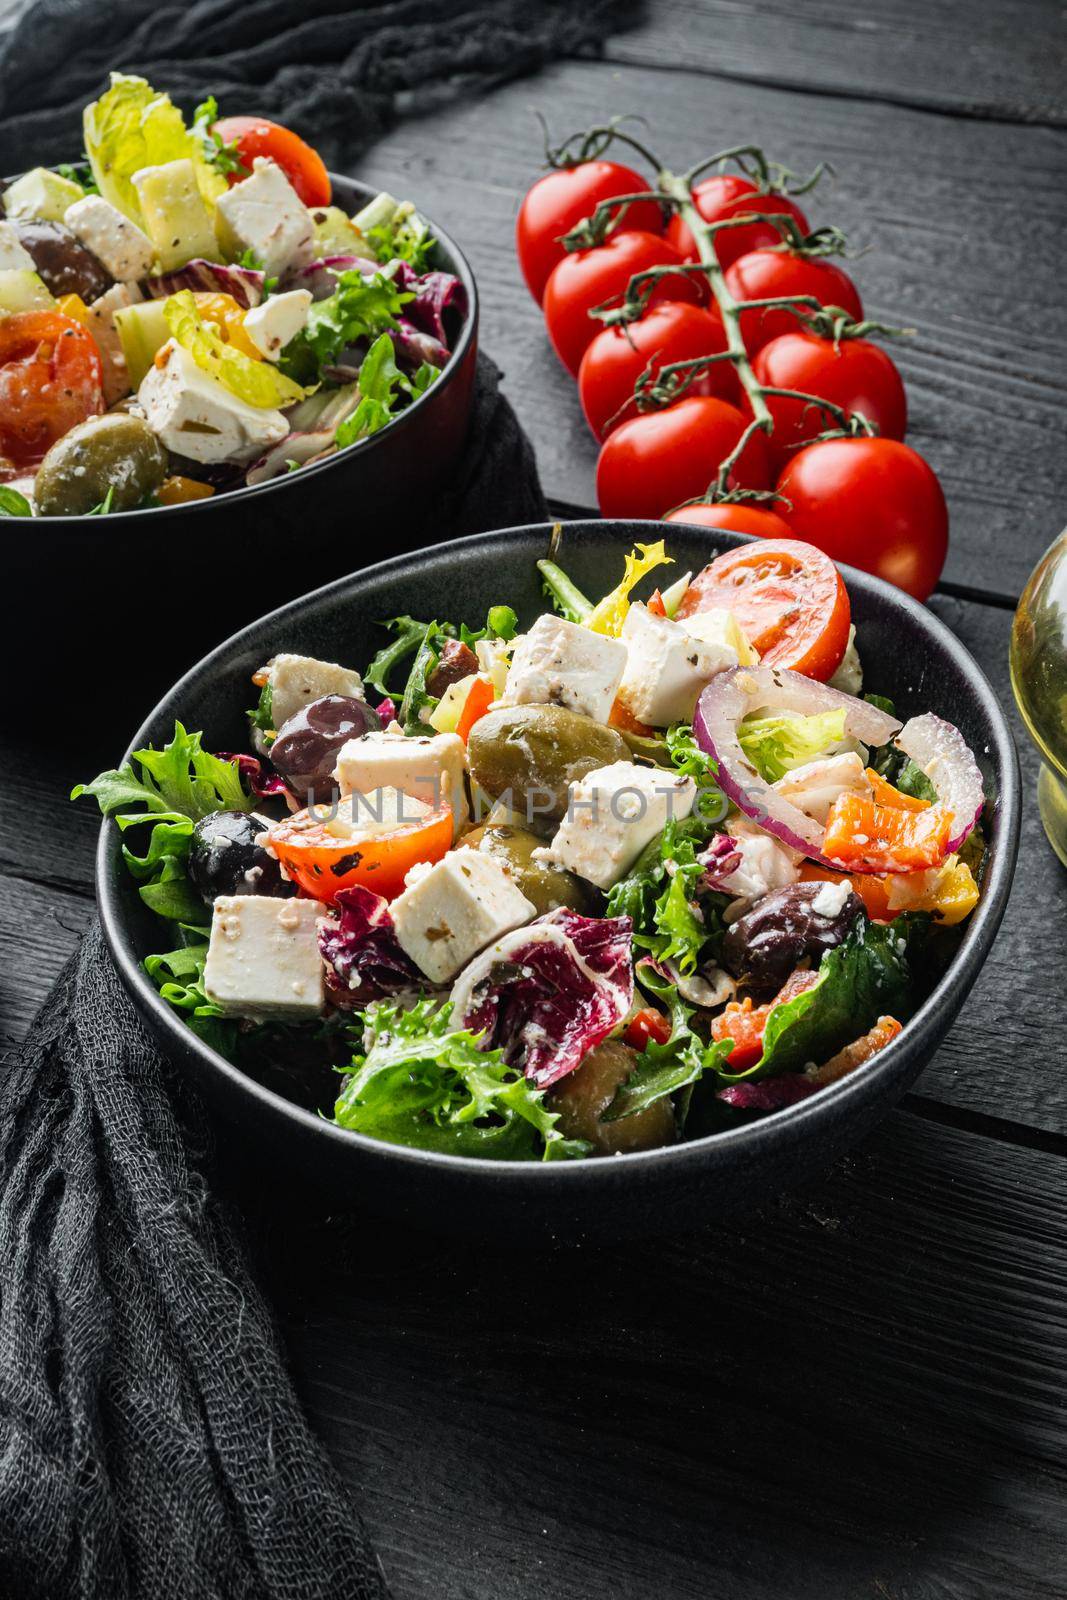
[192,292,262,361]
[56,293,90,324]
[886,855,980,926]
[587,539,673,636]
[156,475,215,506]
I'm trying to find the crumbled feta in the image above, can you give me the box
[266,653,364,730]
[617,602,734,726]
[243,289,312,362]
[203,895,325,1019]
[810,877,853,918]
[138,340,288,464]
[334,729,469,836]
[543,761,696,890]
[64,196,154,282]
[503,614,627,723]
[391,849,535,983]
[215,158,316,280]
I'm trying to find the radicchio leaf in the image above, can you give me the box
[217,752,288,797]
[717,1076,818,1111]
[142,260,265,308]
[391,263,467,349]
[319,884,422,1006]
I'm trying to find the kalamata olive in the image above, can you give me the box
[463,822,600,915]
[270,694,382,803]
[188,810,291,904]
[426,638,479,698]
[14,219,112,301]
[468,704,629,824]
[548,1040,677,1155]
[722,880,864,999]
[34,413,168,515]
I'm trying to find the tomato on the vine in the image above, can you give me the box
[666,175,811,269]
[752,330,907,474]
[776,437,948,601]
[0,311,103,473]
[663,501,794,539]
[724,249,863,354]
[577,302,736,441]
[516,160,664,303]
[676,538,851,681]
[543,230,702,376]
[212,116,331,207]
[596,395,771,521]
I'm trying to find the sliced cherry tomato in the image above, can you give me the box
[608,696,655,737]
[596,395,770,521]
[516,160,664,303]
[752,330,907,474]
[0,311,103,473]
[711,968,820,1071]
[543,230,702,376]
[776,437,948,601]
[267,797,453,902]
[212,115,331,207]
[624,1008,673,1051]
[676,538,850,681]
[663,502,794,539]
[578,302,736,441]
[823,791,951,874]
[724,249,863,354]
[666,175,811,270]
[456,676,495,743]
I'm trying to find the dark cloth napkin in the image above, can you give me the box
[0,2,639,1596]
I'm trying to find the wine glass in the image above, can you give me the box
[1010,528,1067,866]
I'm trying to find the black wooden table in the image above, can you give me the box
[4,4,1067,1595]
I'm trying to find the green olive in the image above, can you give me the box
[34,413,168,517]
[468,704,629,825]
[464,822,600,916]
[548,1039,677,1156]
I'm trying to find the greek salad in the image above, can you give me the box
[77,537,986,1161]
[0,74,465,517]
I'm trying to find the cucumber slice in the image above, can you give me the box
[131,159,220,273]
[0,269,55,313]
[3,168,84,224]
[114,298,173,389]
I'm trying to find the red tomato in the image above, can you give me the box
[577,302,737,441]
[213,115,331,207]
[776,437,948,601]
[543,231,702,376]
[725,249,863,354]
[268,800,453,902]
[666,175,811,269]
[624,1008,673,1050]
[516,160,664,304]
[676,538,851,681]
[663,502,793,539]
[711,969,820,1070]
[596,395,771,521]
[752,330,907,474]
[0,311,103,473]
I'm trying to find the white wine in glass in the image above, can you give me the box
[1010,528,1067,866]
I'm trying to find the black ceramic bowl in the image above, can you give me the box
[6,174,478,712]
[98,521,1019,1237]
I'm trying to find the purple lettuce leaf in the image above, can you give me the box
[142,260,266,308]
[391,262,467,349]
[717,1076,817,1112]
[319,884,423,1007]
[218,752,288,797]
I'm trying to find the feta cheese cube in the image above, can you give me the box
[772,753,871,825]
[203,895,325,1019]
[215,158,316,280]
[391,849,535,983]
[243,289,312,361]
[64,196,154,282]
[266,653,364,730]
[138,340,288,464]
[617,602,733,727]
[544,760,696,890]
[0,221,35,272]
[334,729,469,836]
[86,282,142,406]
[503,614,627,723]
[680,607,759,666]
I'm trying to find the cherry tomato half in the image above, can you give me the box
[725,249,863,354]
[666,175,811,270]
[0,310,103,473]
[543,230,702,376]
[663,502,794,539]
[752,330,907,475]
[578,301,737,442]
[676,538,851,681]
[516,160,664,304]
[776,437,948,601]
[267,799,453,902]
[213,115,331,207]
[624,1008,673,1050]
[596,395,771,521]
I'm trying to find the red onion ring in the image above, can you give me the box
[896,713,984,852]
[693,667,901,864]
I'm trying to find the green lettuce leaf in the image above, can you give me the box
[280,272,412,385]
[605,966,733,1126]
[164,291,309,409]
[83,72,226,225]
[665,721,727,822]
[738,708,848,783]
[606,813,728,976]
[0,487,32,517]
[334,334,437,448]
[334,999,590,1160]
[145,942,237,1052]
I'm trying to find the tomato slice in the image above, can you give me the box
[212,115,331,207]
[267,794,453,901]
[675,538,850,681]
[0,311,104,473]
[624,1008,673,1050]
[711,968,820,1070]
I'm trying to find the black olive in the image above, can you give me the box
[188,810,291,905]
[14,219,112,302]
[269,694,382,804]
[722,881,864,1000]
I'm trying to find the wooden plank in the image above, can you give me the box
[250,1111,1067,1600]
[354,57,1066,598]
[611,0,1067,126]
[0,873,91,1049]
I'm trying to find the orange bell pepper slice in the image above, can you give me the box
[711,968,820,1070]
[267,798,452,902]
[822,791,950,874]
[455,675,495,743]
[799,860,892,921]
[156,475,215,506]
[865,767,932,812]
